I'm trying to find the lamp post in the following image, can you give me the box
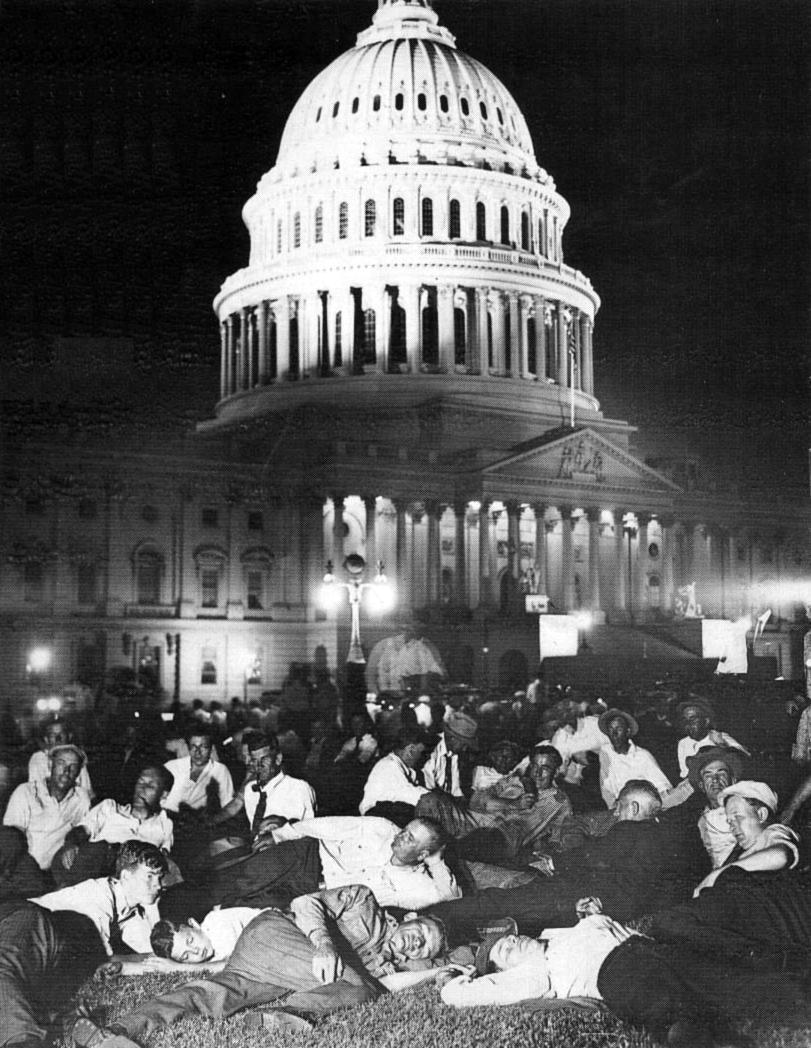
[624,517,638,624]
[318,554,395,717]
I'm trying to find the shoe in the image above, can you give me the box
[244,1009,315,1034]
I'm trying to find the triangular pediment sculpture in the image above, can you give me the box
[481,427,682,494]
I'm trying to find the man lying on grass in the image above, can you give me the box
[69,883,454,1044]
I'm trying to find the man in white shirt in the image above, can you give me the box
[148,906,265,967]
[28,718,94,800]
[4,744,92,869]
[163,726,234,813]
[422,711,478,798]
[241,733,315,834]
[597,708,671,808]
[219,815,460,912]
[675,699,749,780]
[359,726,431,816]
[685,745,745,868]
[31,840,168,958]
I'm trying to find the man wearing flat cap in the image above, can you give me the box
[675,698,748,780]
[597,708,671,809]
[422,711,478,799]
[685,745,745,869]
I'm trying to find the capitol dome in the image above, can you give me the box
[274,0,540,180]
[210,0,600,429]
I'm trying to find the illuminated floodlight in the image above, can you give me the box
[27,647,52,674]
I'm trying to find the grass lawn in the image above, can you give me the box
[62,969,811,1048]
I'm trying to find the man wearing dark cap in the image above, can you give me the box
[676,698,748,780]
[686,746,745,869]
[422,712,478,798]
[597,708,671,808]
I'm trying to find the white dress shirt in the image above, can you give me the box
[32,876,159,955]
[4,780,91,869]
[550,716,606,777]
[598,742,672,808]
[81,799,174,852]
[244,771,316,826]
[28,750,94,800]
[359,753,428,814]
[274,815,461,910]
[698,804,737,868]
[199,907,266,961]
[423,737,464,796]
[162,757,234,812]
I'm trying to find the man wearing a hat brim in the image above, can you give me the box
[684,746,746,870]
[597,709,672,809]
[3,743,92,870]
[693,780,799,897]
[676,699,749,780]
[422,711,478,798]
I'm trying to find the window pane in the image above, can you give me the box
[201,647,217,685]
[247,570,264,610]
[339,202,348,239]
[393,197,404,236]
[422,198,433,236]
[364,199,376,237]
[314,205,323,243]
[476,202,486,241]
[201,569,219,608]
[449,199,460,239]
[137,559,159,604]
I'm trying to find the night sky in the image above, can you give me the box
[2,0,808,490]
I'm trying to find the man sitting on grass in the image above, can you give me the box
[68,883,452,1044]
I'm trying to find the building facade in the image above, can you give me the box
[1,0,808,712]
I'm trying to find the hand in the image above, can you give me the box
[312,945,344,984]
[529,854,555,877]
[575,896,603,918]
[251,836,274,853]
[94,960,122,982]
[61,845,79,870]
[256,815,287,835]
[434,963,475,989]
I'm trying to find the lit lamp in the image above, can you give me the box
[27,647,56,714]
[319,554,395,715]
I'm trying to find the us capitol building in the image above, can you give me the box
[2,0,809,710]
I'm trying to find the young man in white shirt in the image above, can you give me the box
[359,726,431,817]
[163,726,234,813]
[596,708,671,808]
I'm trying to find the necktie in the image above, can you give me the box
[251,783,267,835]
[444,753,454,793]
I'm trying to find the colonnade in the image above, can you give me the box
[219,285,594,399]
[323,495,765,622]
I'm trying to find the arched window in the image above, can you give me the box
[293,212,301,248]
[314,204,323,243]
[334,311,342,366]
[421,197,433,236]
[538,218,545,256]
[422,294,438,366]
[527,316,536,374]
[315,107,322,123]
[454,307,466,366]
[351,97,359,114]
[364,199,376,237]
[417,92,427,111]
[373,94,381,112]
[363,309,376,364]
[497,107,504,124]
[134,547,163,605]
[339,202,348,239]
[500,205,509,245]
[520,211,529,250]
[449,199,461,239]
[393,197,405,236]
[439,94,449,113]
[476,201,487,241]
[276,219,282,254]
[460,96,469,116]
[395,92,404,111]
[479,101,488,120]
[332,101,339,118]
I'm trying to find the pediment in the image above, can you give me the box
[481,427,682,494]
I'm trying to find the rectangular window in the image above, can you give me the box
[248,511,264,531]
[201,569,219,608]
[201,647,217,685]
[247,571,264,610]
[137,560,160,604]
[202,508,219,528]
[24,562,44,603]
[77,563,96,605]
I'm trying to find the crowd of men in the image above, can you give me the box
[3,673,811,1048]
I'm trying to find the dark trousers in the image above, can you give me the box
[118,909,381,1041]
[216,837,322,908]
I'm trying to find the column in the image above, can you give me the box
[573,308,582,389]
[342,289,356,373]
[401,284,421,373]
[581,315,594,396]
[613,509,627,614]
[425,500,441,605]
[225,315,235,394]
[556,304,567,386]
[489,290,505,372]
[326,291,339,371]
[518,294,531,377]
[533,295,546,380]
[560,507,575,610]
[488,505,500,601]
[331,494,345,567]
[453,500,467,605]
[374,285,389,373]
[475,286,490,374]
[437,285,455,372]
[257,301,268,383]
[533,503,547,594]
[507,292,520,377]
[363,495,377,567]
[276,296,290,379]
[506,500,521,580]
[586,509,602,614]
[393,499,411,609]
[660,516,675,615]
[635,513,650,616]
[241,306,251,390]
[219,320,227,399]
[478,500,492,607]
